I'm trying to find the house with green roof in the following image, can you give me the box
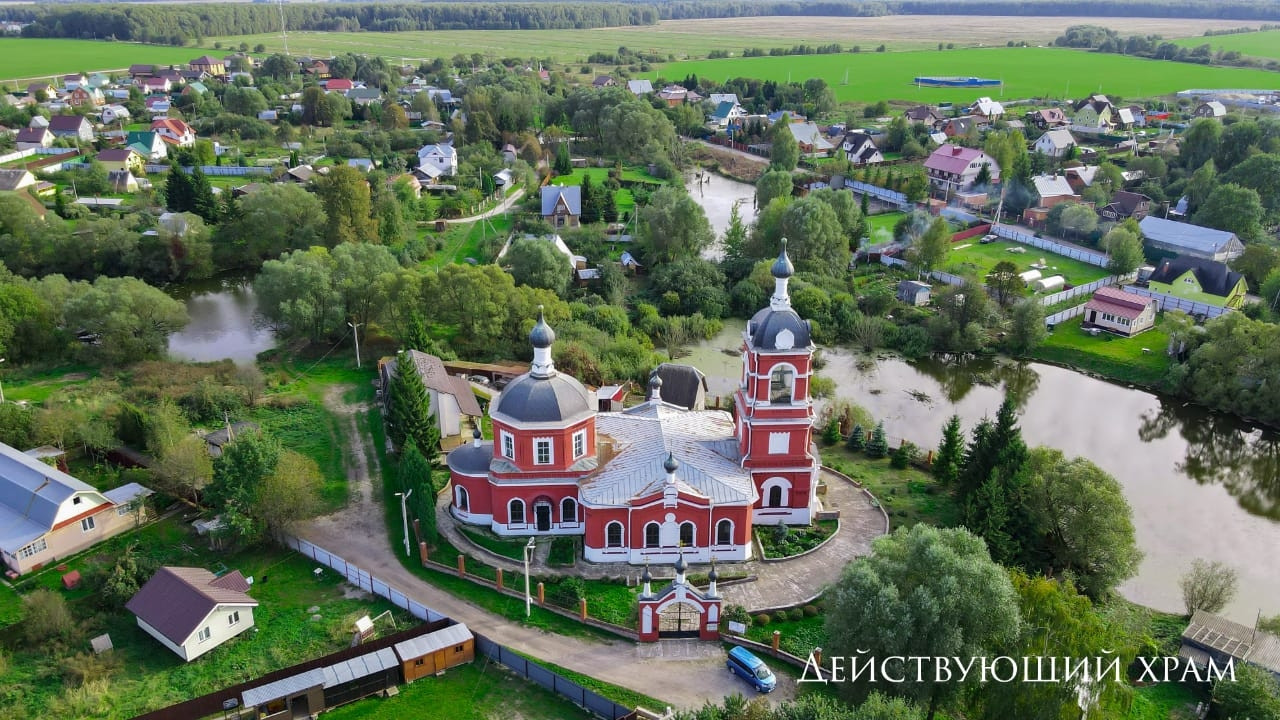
[125,131,167,162]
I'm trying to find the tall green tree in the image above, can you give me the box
[1194,182,1266,242]
[825,525,1020,720]
[164,162,192,213]
[505,237,572,295]
[755,169,794,208]
[580,174,601,224]
[1005,299,1046,356]
[187,167,219,224]
[64,276,188,364]
[769,116,799,171]
[933,415,964,486]
[207,430,281,544]
[399,443,437,542]
[1212,662,1280,720]
[1184,158,1218,215]
[638,186,714,263]
[780,196,849,274]
[314,165,377,245]
[1180,117,1223,170]
[910,217,950,277]
[553,142,571,175]
[1025,447,1141,598]
[985,259,1022,306]
[958,397,1031,566]
[1103,226,1145,276]
[388,350,441,456]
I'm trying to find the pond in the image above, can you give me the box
[689,171,758,260]
[684,320,1280,622]
[167,275,276,365]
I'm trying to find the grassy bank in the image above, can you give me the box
[1029,315,1172,388]
[822,448,959,529]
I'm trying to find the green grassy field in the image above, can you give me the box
[664,47,1280,103]
[821,448,959,529]
[1030,314,1172,387]
[866,211,906,240]
[946,238,1110,288]
[0,39,204,82]
[1173,30,1280,61]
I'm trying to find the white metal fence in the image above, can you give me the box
[1038,275,1127,307]
[992,225,1110,268]
[847,179,911,210]
[879,254,966,286]
[143,164,272,176]
[1044,303,1086,326]
[283,535,447,622]
[1121,286,1231,318]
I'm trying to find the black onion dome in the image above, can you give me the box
[674,553,688,574]
[473,427,482,440]
[663,452,679,475]
[491,373,592,424]
[771,238,794,279]
[749,306,812,351]
[642,563,652,583]
[708,563,719,582]
[529,306,555,349]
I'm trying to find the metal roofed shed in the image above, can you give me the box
[241,647,400,718]
[394,623,475,681]
[1032,275,1065,293]
[1180,609,1280,678]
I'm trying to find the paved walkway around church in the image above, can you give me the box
[298,386,797,711]
[435,467,889,612]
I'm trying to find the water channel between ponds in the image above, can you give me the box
[166,170,1277,622]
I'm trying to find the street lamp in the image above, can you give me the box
[523,537,537,617]
[348,321,363,368]
[395,489,412,557]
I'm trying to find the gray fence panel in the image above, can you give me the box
[1121,286,1230,318]
[847,179,910,209]
[1045,304,1086,326]
[992,226,1109,268]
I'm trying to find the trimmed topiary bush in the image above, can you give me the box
[773,610,788,624]
[803,604,819,617]
[755,613,772,627]
[788,608,805,621]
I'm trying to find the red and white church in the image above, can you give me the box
[446,242,819,564]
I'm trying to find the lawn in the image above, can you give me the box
[664,46,1280,103]
[1128,682,1205,720]
[744,612,827,659]
[821,448,959,529]
[549,166,666,218]
[0,364,97,404]
[0,39,209,81]
[1029,314,1173,387]
[1173,29,1280,61]
[420,215,511,271]
[458,526,530,561]
[865,211,905,240]
[755,519,838,559]
[2,517,415,718]
[322,659,595,720]
[945,238,1110,289]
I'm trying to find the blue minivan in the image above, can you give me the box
[726,646,777,693]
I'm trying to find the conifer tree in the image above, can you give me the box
[845,422,865,452]
[554,142,571,176]
[188,166,219,223]
[601,186,618,223]
[860,191,870,217]
[580,174,601,224]
[822,417,841,445]
[388,350,440,456]
[933,414,964,486]
[399,443,437,542]
[865,421,889,459]
[164,162,192,213]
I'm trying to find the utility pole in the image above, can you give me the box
[523,537,537,617]
[395,489,412,556]
[348,320,363,368]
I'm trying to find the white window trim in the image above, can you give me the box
[561,497,577,524]
[679,521,696,547]
[501,431,515,460]
[643,522,660,548]
[533,437,554,465]
[715,519,734,546]
[572,430,586,459]
[81,516,96,533]
[508,498,526,525]
[18,537,47,559]
[606,521,625,548]
[197,626,211,643]
[228,611,240,626]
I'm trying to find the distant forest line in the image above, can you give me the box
[6,1,1280,45]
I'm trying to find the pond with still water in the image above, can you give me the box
[167,276,276,364]
[684,320,1280,622]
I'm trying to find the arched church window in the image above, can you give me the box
[509,498,525,524]
[644,522,660,548]
[716,519,733,545]
[679,522,695,546]
[606,521,624,547]
[770,365,794,403]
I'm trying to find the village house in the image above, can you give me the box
[1082,286,1157,336]
[924,144,1001,196]
[95,147,145,175]
[416,142,457,179]
[1146,255,1248,310]
[541,185,582,228]
[1063,165,1099,194]
[1098,190,1151,222]
[144,97,171,116]
[0,442,152,575]
[126,130,168,161]
[379,351,483,440]
[1193,101,1227,119]
[67,86,105,108]
[151,117,195,147]
[626,79,653,96]
[786,122,835,155]
[127,64,156,80]
[1180,610,1280,681]
[1021,174,1080,226]
[904,104,944,127]
[1026,107,1069,129]
[709,101,747,129]
[101,104,131,125]
[181,81,208,98]
[1138,216,1245,262]
[707,93,739,107]
[1032,128,1077,158]
[592,75,616,88]
[126,567,257,662]
[446,245,819,563]
[0,169,36,193]
[896,280,931,306]
[969,96,1005,121]
[26,82,57,100]
[14,127,53,150]
[48,115,94,143]
[188,55,226,76]
[942,115,979,139]
[345,87,383,106]
[842,131,883,165]
[62,73,87,91]
[141,76,171,94]
[1073,94,1115,128]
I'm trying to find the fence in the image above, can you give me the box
[991,225,1110,268]
[474,634,638,720]
[283,535,446,622]
[845,179,910,210]
[1044,303,1086,327]
[1121,286,1231,319]
[879,254,966,286]
[143,163,272,176]
[1038,274,1127,307]
[951,223,992,243]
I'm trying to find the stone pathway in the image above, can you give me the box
[438,467,888,612]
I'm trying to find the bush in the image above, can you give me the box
[803,604,819,617]
[62,651,123,687]
[773,521,788,545]
[23,589,76,648]
[755,613,772,626]
[724,604,752,628]
[788,608,805,621]
[890,441,919,469]
[773,610,788,623]
[821,417,841,446]
[548,576,587,608]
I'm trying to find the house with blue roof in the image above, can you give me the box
[1139,216,1245,263]
[542,185,582,228]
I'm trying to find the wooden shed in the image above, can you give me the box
[393,623,475,682]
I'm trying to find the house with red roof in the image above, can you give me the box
[151,117,195,147]
[1083,287,1156,336]
[923,143,1000,197]
[323,78,354,92]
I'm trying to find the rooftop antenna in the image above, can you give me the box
[278,0,290,56]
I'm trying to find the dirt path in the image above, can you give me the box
[299,386,793,711]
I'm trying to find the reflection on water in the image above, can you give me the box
[690,172,758,261]
[167,276,276,365]
[687,320,1280,621]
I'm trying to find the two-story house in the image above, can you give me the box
[924,144,1001,196]
[48,115,94,143]
[1146,256,1248,310]
[151,117,195,148]
[842,131,884,165]
[541,185,582,228]
[1098,190,1151,222]
[416,143,457,179]
[1073,94,1115,129]
[1032,128,1077,158]
[188,55,226,77]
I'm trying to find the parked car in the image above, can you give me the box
[726,646,776,693]
[979,234,998,244]
[467,375,491,386]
